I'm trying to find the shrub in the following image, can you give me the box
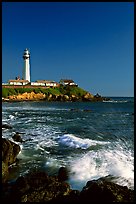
[33,88,42,94]
[2,88,9,98]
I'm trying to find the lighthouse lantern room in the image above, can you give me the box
[23,48,30,82]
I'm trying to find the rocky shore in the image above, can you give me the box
[2,91,110,102]
[2,126,134,203]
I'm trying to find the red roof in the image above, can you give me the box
[60,79,74,83]
[8,80,29,82]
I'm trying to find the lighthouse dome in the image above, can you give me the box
[24,48,29,55]
[23,48,30,59]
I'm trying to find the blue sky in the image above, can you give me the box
[2,2,134,97]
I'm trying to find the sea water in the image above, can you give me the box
[2,97,134,190]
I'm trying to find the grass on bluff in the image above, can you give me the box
[2,85,88,98]
[59,85,87,97]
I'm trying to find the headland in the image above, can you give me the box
[2,85,110,102]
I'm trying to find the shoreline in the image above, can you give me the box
[2,96,110,103]
[2,137,134,203]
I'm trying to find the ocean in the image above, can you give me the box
[2,97,134,191]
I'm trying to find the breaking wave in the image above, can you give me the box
[58,134,110,149]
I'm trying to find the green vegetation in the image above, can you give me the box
[2,85,88,98]
[59,85,87,97]
[2,88,16,98]
[2,87,34,98]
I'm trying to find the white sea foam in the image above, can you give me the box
[103,100,128,103]
[58,134,110,149]
[45,158,60,168]
[36,139,58,150]
[8,114,15,120]
[69,147,134,190]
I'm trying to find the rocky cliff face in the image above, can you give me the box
[4,91,108,102]
[7,92,46,101]
[6,91,95,102]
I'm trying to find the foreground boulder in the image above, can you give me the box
[4,170,71,202]
[79,177,134,202]
[2,170,134,203]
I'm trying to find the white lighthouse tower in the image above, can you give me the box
[23,48,30,82]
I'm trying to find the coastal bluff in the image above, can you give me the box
[2,86,110,102]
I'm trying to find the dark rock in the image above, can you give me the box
[2,161,9,183]
[93,94,110,102]
[103,97,110,101]
[2,138,21,166]
[58,167,69,181]
[9,170,71,202]
[14,176,30,194]
[79,177,134,202]
[63,190,81,203]
[2,124,12,129]
[70,108,79,111]
[94,93,101,98]
[49,189,80,204]
[25,171,49,189]
[2,138,21,183]
[2,170,134,203]
[83,109,91,112]
[12,133,23,143]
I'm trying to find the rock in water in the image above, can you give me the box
[2,124,12,129]
[58,167,69,181]
[12,133,23,143]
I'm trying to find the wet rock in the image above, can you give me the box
[58,167,69,181]
[12,176,30,200]
[2,124,12,129]
[2,138,21,184]
[2,138,21,166]
[9,170,71,202]
[79,177,134,202]
[62,190,81,203]
[94,93,101,98]
[83,109,91,112]
[25,171,49,189]
[12,133,23,143]
[2,161,9,183]
[93,93,110,102]
[70,108,79,111]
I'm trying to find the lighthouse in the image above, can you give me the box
[23,48,30,82]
